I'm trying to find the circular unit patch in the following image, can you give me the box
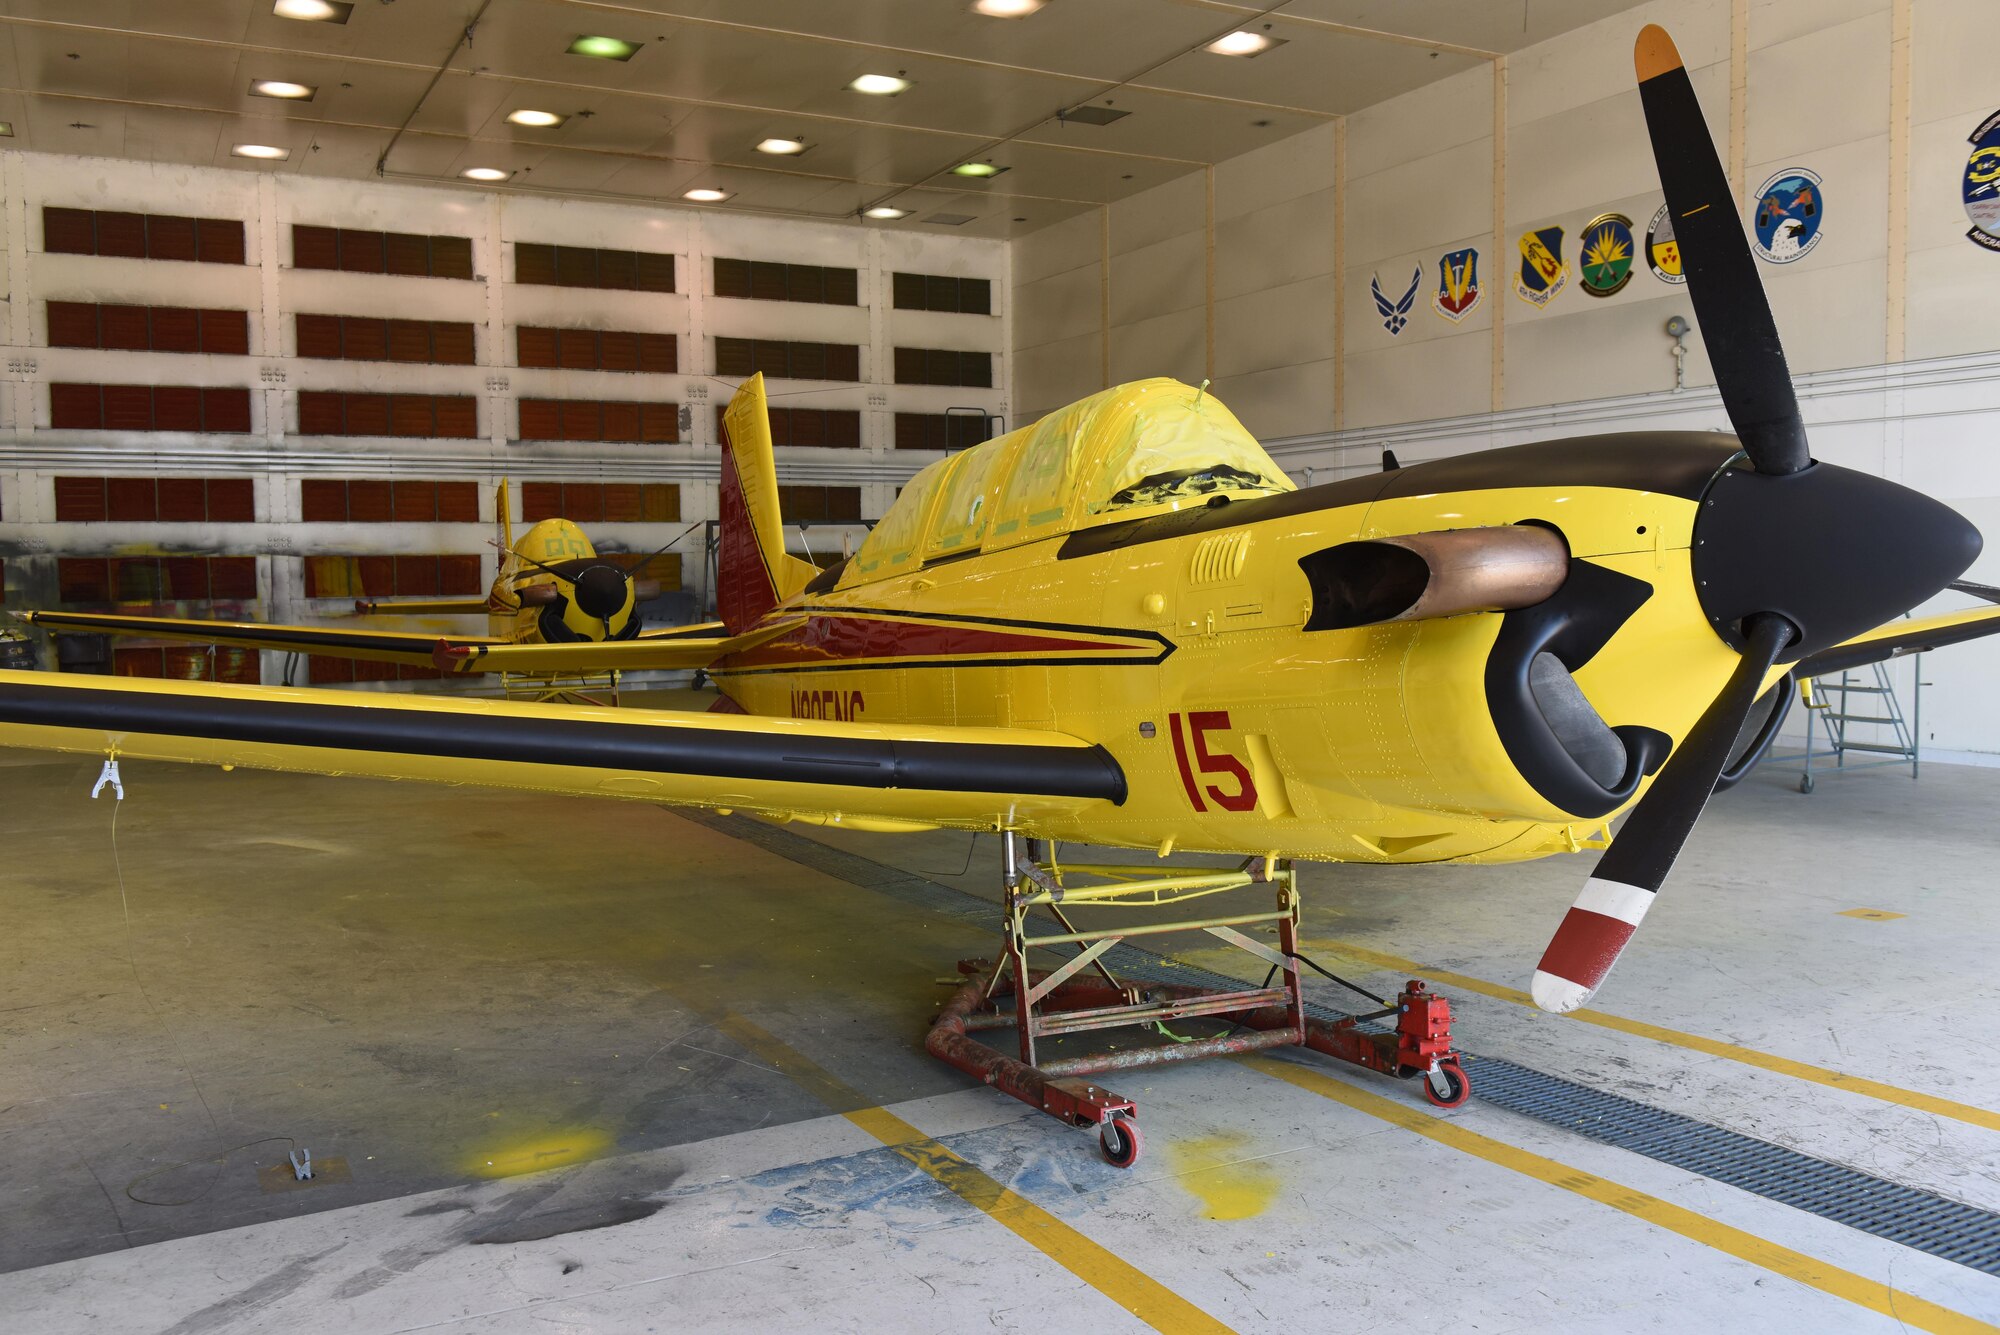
[1646,203,1685,284]
[1966,110,2000,252]
[1578,212,1636,296]
[1751,168,1825,264]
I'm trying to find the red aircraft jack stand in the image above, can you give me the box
[926,835,1470,1168]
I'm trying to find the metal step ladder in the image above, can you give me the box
[1787,658,1923,793]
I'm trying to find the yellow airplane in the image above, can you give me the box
[4,27,1999,1039]
[16,480,769,678]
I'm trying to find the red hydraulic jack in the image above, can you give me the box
[925,835,1470,1168]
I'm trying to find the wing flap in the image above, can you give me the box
[0,670,1125,828]
[19,611,504,668]
[435,618,802,674]
[1793,604,2000,678]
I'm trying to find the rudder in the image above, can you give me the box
[717,374,817,633]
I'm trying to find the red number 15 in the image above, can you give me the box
[1169,711,1258,813]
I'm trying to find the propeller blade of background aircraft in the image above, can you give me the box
[1949,579,2000,605]
[1635,25,1809,476]
[1532,612,1796,1013]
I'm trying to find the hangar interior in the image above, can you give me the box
[1,0,1998,1331]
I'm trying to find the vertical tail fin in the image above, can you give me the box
[717,374,817,633]
[498,476,514,552]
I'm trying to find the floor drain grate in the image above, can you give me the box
[697,813,2000,1277]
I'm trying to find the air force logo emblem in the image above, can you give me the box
[1965,110,2000,252]
[1646,203,1685,284]
[1514,226,1568,307]
[1372,266,1422,335]
[1752,168,1825,263]
[1432,248,1483,322]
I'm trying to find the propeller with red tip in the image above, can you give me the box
[1528,27,1983,1013]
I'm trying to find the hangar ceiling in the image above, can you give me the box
[0,0,1656,238]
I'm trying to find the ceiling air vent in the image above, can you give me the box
[925,213,976,226]
[1062,105,1130,126]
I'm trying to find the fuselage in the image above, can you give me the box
[488,518,641,647]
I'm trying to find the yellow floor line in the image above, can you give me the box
[1306,936,2000,1134]
[1245,1056,1998,1335]
[715,1014,1235,1335]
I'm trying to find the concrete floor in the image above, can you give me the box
[1,744,1998,1332]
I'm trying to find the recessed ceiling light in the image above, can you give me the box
[849,73,911,96]
[506,109,566,128]
[973,0,1046,15]
[231,143,289,160]
[864,206,908,220]
[250,79,316,100]
[756,137,809,155]
[1205,30,1285,56]
[682,188,731,203]
[0,123,13,138]
[952,162,1007,178]
[462,167,511,182]
[568,34,640,60]
[273,0,351,22]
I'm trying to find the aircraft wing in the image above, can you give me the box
[1792,603,2000,678]
[0,671,1126,831]
[16,610,505,669]
[431,619,800,674]
[354,597,493,616]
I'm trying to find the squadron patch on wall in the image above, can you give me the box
[1646,203,1685,284]
[1578,213,1636,296]
[1751,168,1824,263]
[1432,248,1484,322]
[1966,111,2000,252]
[1513,226,1568,307]
[1372,266,1422,335]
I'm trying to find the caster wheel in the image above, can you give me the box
[1099,1115,1143,1168]
[1800,774,1815,794]
[1423,1059,1471,1109]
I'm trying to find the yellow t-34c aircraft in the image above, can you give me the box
[16,480,770,677]
[3,27,1999,1085]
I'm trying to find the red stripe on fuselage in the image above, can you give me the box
[721,615,1140,669]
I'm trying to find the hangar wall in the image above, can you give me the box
[1013,0,2000,761]
[0,153,1004,685]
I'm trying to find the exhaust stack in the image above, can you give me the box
[1300,526,1569,631]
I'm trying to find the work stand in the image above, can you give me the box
[500,670,621,707]
[926,834,1470,1168]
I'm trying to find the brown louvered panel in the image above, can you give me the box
[383,232,430,276]
[103,385,155,430]
[46,302,100,348]
[344,393,391,436]
[601,484,641,523]
[926,275,958,311]
[431,235,473,280]
[557,328,600,370]
[823,268,859,306]
[750,262,788,301]
[639,402,678,443]
[339,229,385,273]
[207,477,254,520]
[777,485,824,522]
[927,348,959,385]
[301,556,341,599]
[893,347,924,384]
[351,658,399,683]
[202,310,250,356]
[347,479,392,521]
[162,647,211,680]
[300,478,347,522]
[713,258,751,298]
[516,326,558,367]
[106,477,157,521]
[387,319,433,363]
[156,477,207,521]
[54,477,108,521]
[893,412,924,450]
[147,215,198,262]
[959,351,993,388]
[439,554,481,594]
[393,479,438,522]
[517,400,561,440]
[790,409,825,448]
[113,557,164,601]
[636,252,674,293]
[208,557,257,600]
[561,399,603,441]
[196,219,246,265]
[828,411,861,448]
[563,482,604,522]
[556,246,597,287]
[891,273,924,309]
[600,402,641,442]
[44,207,97,255]
[640,333,677,374]
[961,279,992,315]
[293,224,340,269]
[434,396,478,438]
[295,313,343,359]
[114,647,166,678]
[514,242,557,285]
[785,266,824,304]
[393,555,440,596]
[297,391,346,435]
[58,557,112,602]
[357,555,396,596]
[714,338,754,377]
[100,305,151,350]
[596,249,637,290]
[432,322,475,365]
[827,487,862,522]
[599,330,640,373]
[152,307,201,353]
[788,342,827,380]
[639,484,680,522]
[153,387,203,432]
[203,389,252,434]
[753,340,790,377]
[764,407,790,447]
[160,556,209,601]
[827,343,860,381]
[52,384,106,429]
[436,481,479,522]
[520,482,563,520]
[95,212,147,258]
[215,647,261,683]
[344,317,389,361]
[390,395,436,437]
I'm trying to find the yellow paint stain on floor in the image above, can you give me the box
[1163,1133,1280,1221]
[464,1126,611,1178]
[1838,907,1906,920]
